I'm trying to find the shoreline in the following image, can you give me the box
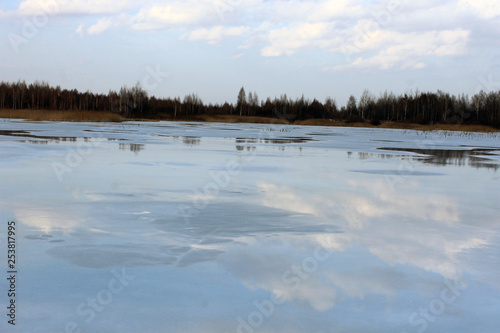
[1,109,499,133]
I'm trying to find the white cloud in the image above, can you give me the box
[15,0,136,16]
[88,18,113,35]
[458,0,500,19]
[16,208,82,233]
[130,1,218,30]
[76,24,84,37]
[256,2,471,68]
[0,0,492,70]
[222,247,337,311]
[332,29,470,71]
[252,177,494,281]
[261,22,334,57]
[327,269,408,299]
[258,182,320,215]
[181,26,250,44]
[259,0,364,22]
[231,52,245,59]
[309,0,365,21]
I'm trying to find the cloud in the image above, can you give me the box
[258,182,320,215]
[130,1,218,30]
[15,0,136,16]
[16,208,82,233]
[327,268,409,299]
[256,0,364,23]
[254,178,495,281]
[231,52,245,59]
[222,246,337,311]
[181,25,250,44]
[88,18,113,35]
[332,29,470,71]
[258,179,461,227]
[0,0,493,70]
[257,2,471,69]
[458,0,500,19]
[261,22,334,57]
[76,24,84,37]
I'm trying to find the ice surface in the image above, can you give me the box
[0,119,499,333]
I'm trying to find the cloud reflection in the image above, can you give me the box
[254,177,495,288]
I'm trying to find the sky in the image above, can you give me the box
[1,0,500,105]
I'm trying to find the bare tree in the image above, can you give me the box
[359,89,375,120]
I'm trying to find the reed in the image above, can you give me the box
[0,109,123,122]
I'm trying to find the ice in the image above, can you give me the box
[0,119,499,333]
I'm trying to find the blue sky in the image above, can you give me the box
[1,0,500,105]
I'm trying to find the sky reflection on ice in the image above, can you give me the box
[0,120,499,332]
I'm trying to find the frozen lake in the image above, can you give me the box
[1,119,500,333]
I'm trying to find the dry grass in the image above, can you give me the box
[294,119,373,127]
[160,114,289,124]
[2,109,498,132]
[293,119,337,126]
[379,121,500,133]
[200,114,289,124]
[294,119,500,132]
[0,109,123,122]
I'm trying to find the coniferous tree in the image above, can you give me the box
[237,87,246,116]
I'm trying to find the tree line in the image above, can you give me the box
[1,80,499,127]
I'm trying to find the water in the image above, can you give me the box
[0,119,499,333]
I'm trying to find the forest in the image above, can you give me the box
[1,80,500,127]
